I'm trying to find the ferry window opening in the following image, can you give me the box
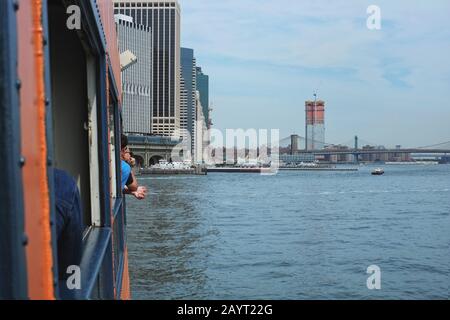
[48,0,101,229]
[109,91,120,200]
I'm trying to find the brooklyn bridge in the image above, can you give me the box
[279,135,450,160]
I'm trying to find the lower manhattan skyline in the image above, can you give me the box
[180,0,450,147]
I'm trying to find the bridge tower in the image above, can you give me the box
[353,135,359,163]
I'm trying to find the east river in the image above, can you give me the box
[127,164,449,299]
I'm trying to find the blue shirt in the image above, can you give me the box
[54,169,82,282]
[121,160,132,190]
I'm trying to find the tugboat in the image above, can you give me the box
[371,168,385,175]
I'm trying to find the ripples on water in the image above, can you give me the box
[126,165,450,299]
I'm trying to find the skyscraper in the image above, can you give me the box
[305,99,325,150]
[181,47,197,153]
[179,70,188,141]
[194,90,208,164]
[196,66,210,128]
[113,0,181,136]
[116,16,153,135]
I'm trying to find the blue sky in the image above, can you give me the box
[179,0,450,147]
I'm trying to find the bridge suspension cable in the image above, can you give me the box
[280,135,450,151]
[415,140,450,149]
[279,135,336,148]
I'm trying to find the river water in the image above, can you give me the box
[126,164,449,299]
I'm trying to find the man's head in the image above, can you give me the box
[121,134,128,150]
[121,134,131,162]
[129,152,136,167]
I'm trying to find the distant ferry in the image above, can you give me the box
[152,159,192,170]
[280,161,322,168]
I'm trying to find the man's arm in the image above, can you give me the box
[123,165,147,200]
[125,170,138,192]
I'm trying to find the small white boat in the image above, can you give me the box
[371,168,384,175]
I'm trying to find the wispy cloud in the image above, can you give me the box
[180,0,450,146]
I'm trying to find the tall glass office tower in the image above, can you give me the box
[113,0,181,137]
[181,47,196,151]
